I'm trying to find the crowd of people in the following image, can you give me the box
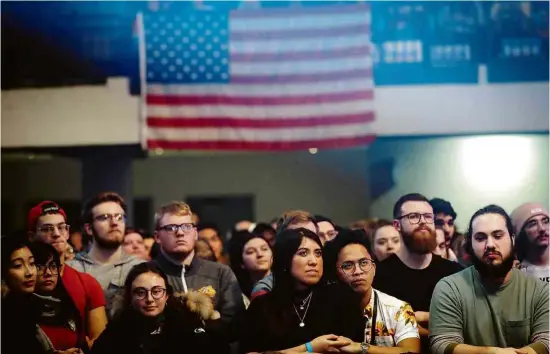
[1,191,548,354]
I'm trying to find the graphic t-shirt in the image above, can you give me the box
[519,260,550,283]
[363,288,419,346]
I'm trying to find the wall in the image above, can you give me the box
[368,134,550,230]
[2,78,548,148]
[1,148,370,229]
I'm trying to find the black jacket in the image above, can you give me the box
[91,303,224,354]
[1,294,48,354]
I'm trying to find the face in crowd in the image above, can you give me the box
[291,236,323,289]
[6,246,37,294]
[155,212,197,258]
[123,231,148,260]
[395,200,437,255]
[85,201,126,250]
[336,242,376,295]
[469,207,515,279]
[131,271,168,317]
[242,237,273,274]
[372,225,401,261]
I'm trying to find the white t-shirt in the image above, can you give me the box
[519,260,550,283]
[363,288,420,346]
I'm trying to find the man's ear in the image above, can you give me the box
[393,219,401,232]
[83,223,93,236]
[154,231,161,245]
[27,231,35,242]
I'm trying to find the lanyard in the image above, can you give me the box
[366,291,379,345]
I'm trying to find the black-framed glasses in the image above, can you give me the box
[94,213,126,222]
[132,286,167,300]
[339,258,375,275]
[36,262,59,275]
[398,213,435,225]
[158,223,196,234]
[38,224,70,234]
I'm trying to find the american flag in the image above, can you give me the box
[138,3,375,151]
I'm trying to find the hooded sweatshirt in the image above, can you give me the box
[67,251,144,318]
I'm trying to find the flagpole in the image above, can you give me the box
[136,12,148,151]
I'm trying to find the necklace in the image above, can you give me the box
[292,292,313,327]
[297,291,313,310]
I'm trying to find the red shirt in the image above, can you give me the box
[40,324,79,351]
[61,265,106,341]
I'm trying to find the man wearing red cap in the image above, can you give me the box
[28,201,107,344]
[511,202,549,283]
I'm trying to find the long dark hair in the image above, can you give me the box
[228,231,272,297]
[271,228,323,304]
[29,242,84,345]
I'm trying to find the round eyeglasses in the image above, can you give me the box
[36,263,59,275]
[132,286,167,300]
[339,258,375,275]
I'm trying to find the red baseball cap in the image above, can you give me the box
[27,201,67,231]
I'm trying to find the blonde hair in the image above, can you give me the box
[277,209,317,232]
[154,201,194,229]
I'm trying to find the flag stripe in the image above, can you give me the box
[147,134,376,151]
[230,3,370,20]
[231,23,370,41]
[230,34,371,54]
[147,121,375,141]
[232,45,371,63]
[147,112,375,128]
[147,100,374,119]
[147,78,374,97]
[230,68,373,84]
[147,90,373,106]
[231,57,372,75]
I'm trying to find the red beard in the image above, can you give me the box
[402,226,437,254]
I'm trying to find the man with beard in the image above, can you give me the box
[511,202,549,282]
[67,192,144,318]
[373,193,462,351]
[429,205,549,354]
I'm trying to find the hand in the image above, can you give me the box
[414,311,429,323]
[55,349,83,354]
[338,341,363,354]
[310,334,351,353]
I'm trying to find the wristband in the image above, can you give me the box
[305,342,314,353]
[360,342,369,354]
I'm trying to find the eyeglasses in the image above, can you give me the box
[435,219,454,227]
[94,213,126,222]
[158,223,196,234]
[36,263,59,275]
[398,213,435,225]
[339,258,375,275]
[319,230,338,240]
[132,286,167,300]
[38,224,70,234]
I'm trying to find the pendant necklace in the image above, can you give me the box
[292,292,313,327]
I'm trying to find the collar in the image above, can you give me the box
[157,250,199,274]
[363,287,375,317]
